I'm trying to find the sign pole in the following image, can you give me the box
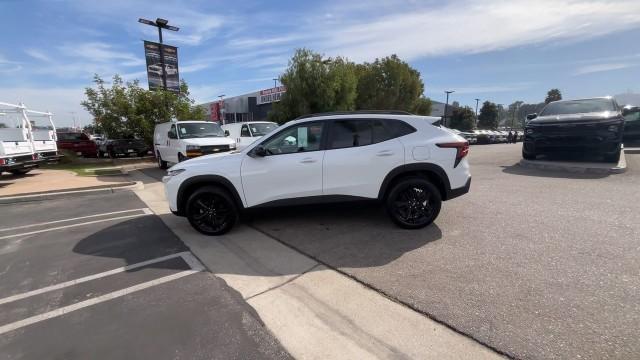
[157,26,167,91]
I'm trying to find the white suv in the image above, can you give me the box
[163,111,471,235]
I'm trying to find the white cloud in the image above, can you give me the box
[0,87,90,128]
[315,0,640,62]
[24,49,51,62]
[59,42,144,66]
[574,63,639,75]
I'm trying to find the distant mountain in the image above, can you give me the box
[615,93,640,106]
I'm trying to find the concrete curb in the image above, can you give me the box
[0,181,143,204]
[519,149,627,175]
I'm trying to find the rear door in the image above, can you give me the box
[323,119,405,198]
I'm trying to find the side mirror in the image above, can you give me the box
[252,145,267,157]
[526,113,538,120]
[224,130,230,136]
[167,131,177,139]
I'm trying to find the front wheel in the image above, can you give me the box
[386,178,441,229]
[9,168,32,175]
[157,152,167,169]
[186,186,238,236]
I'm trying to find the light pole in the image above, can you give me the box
[496,104,503,130]
[218,94,226,124]
[443,90,454,127]
[138,18,179,91]
[474,98,480,127]
[273,78,278,88]
[69,111,77,130]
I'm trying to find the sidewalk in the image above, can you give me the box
[0,169,132,197]
[130,170,504,360]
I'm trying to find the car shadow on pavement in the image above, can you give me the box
[247,201,442,270]
[72,216,189,271]
[500,163,610,179]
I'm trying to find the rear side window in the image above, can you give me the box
[383,119,416,138]
[329,120,373,149]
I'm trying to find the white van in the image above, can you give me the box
[154,120,236,169]
[0,102,38,175]
[221,121,278,150]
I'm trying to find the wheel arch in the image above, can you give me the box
[378,163,452,201]
[176,175,245,216]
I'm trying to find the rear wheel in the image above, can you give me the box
[9,168,32,175]
[386,178,441,229]
[186,186,238,236]
[522,150,536,160]
[157,152,167,169]
[178,153,187,162]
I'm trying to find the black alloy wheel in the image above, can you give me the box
[386,178,441,229]
[186,186,238,235]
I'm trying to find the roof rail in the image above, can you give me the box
[295,110,413,120]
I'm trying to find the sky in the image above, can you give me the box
[1,0,640,127]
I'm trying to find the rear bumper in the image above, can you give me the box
[446,176,471,200]
[0,155,39,172]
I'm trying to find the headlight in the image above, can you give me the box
[167,168,186,177]
[229,142,237,149]
[525,128,534,135]
[186,145,200,151]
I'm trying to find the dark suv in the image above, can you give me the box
[523,97,624,162]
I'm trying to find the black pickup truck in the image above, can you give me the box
[97,138,149,158]
[522,97,625,162]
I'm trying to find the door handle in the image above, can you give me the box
[376,150,394,156]
[300,158,317,164]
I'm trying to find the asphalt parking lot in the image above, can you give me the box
[140,145,640,359]
[0,191,289,360]
[241,144,639,360]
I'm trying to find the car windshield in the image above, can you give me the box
[249,122,278,136]
[540,99,616,116]
[178,122,224,138]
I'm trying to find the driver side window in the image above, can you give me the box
[262,122,324,155]
[241,125,251,137]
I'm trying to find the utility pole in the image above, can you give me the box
[444,90,454,127]
[138,18,179,91]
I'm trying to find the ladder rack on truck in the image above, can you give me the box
[0,102,61,175]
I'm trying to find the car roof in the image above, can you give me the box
[287,112,440,126]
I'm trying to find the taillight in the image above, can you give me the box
[437,141,469,168]
[0,158,5,165]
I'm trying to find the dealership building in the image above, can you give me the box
[198,86,286,124]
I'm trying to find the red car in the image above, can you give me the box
[56,132,97,157]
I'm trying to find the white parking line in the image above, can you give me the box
[0,208,150,232]
[0,210,153,240]
[0,252,191,306]
[0,269,200,335]
[0,252,205,335]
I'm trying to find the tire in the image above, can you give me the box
[157,152,168,169]
[604,148,621,163]
[178,153,186,162]
[137,151,147,158]
[9,168,32,175]
[386,178,442,229]
[186,186,238,236]
[97,150,104,158]
[522,150,536,160]
[108,150,117,159]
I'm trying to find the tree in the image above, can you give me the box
[477,101,499,129]
[449,106,476,131]
[81,74,205,145]
[355,54,424,111]
[545,88,562,104]
[411,96,432,115]
[268,49,357,123]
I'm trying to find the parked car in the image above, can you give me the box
[97,137,148,158]
[56,132,97,157]
[163,111,472,235]
[523,97,624,162]
[622,105,640,143]
[449,128,477,144]
[154,121,237,169]
[221,121,278,150]
[473,130,491,144]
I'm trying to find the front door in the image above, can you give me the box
[241,121,326,207]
